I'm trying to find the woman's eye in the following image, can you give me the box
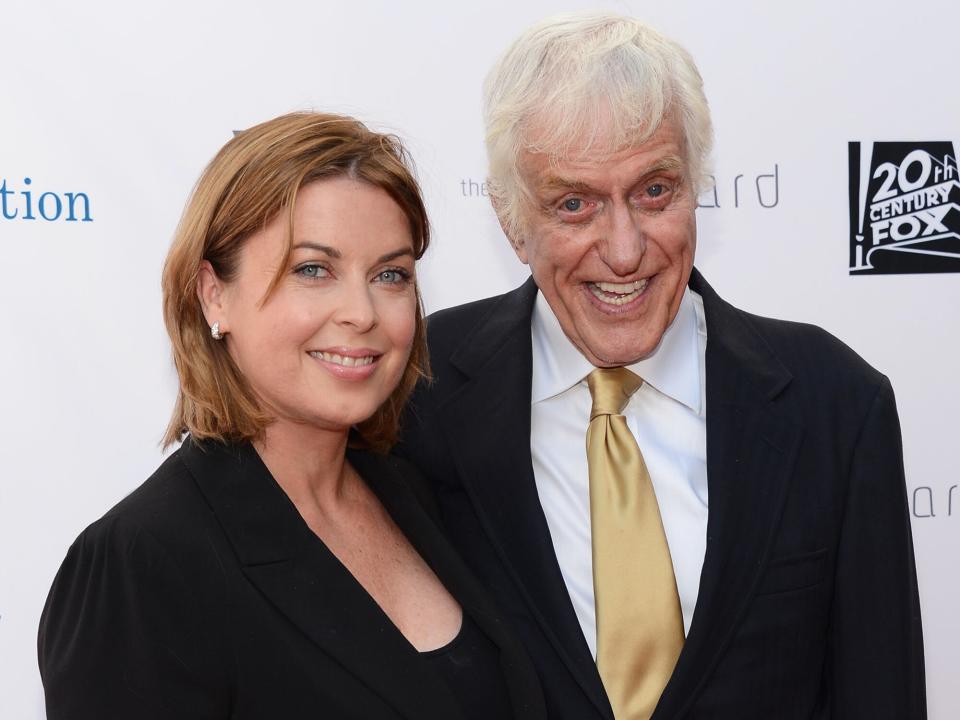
[376,269,410,284]
[296,264,329,279]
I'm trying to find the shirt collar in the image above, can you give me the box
[530,287,703,414]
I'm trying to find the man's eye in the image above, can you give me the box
[562,198,584,212]
[647,184,665,197]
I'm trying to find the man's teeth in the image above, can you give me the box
[589,279,648,305]
[310,352,376,367]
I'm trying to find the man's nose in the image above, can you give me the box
[599,203,646,276]
[333,277,379,332]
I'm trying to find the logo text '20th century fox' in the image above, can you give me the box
[849,141,960,274]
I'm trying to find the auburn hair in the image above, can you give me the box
[161,112,430,452]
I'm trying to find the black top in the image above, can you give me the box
[421,613,514,720]
[38,438,546,720]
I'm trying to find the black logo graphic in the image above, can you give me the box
[849,141,960,274]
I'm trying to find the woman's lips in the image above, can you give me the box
[307,349,382,379]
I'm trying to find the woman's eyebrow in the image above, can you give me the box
[376,248,415,263]
[293,242,341,258]
[292,243,413,264]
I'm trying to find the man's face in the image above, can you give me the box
[511,118,697,367]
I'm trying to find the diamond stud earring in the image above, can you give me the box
[211,321,223,340]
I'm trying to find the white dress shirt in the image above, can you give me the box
[530,287,709,657]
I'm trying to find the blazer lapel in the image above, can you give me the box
[653,270,804,719]
[437,277,614,719]
[178,439,464,720]
[349,449,548,720]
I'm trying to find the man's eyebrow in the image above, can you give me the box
[292,242,341,258]
[537,177,596,193]
[537,155,687,194]
[644,155,685,175]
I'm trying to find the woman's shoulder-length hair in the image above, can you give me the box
[161,112,430,453]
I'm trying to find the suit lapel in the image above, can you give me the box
[350,450,548,720]
[653,270,804,719]
[437,277,614,719]
[429,269,802,720]
[178,439,464,720]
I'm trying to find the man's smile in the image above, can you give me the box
[587,278,650,306]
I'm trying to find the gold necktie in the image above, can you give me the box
[587,367,684,720]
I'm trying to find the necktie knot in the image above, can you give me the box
[588,367,643,419]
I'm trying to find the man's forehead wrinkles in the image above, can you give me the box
[534,154,687,195]
[555,152,685,173]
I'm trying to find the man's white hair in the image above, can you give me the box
[483,11,713,240]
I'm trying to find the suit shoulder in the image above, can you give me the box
[46,451,212,618]
[43,449,230,652]
[425,292,508,359]
[39,449,231,714]
[739,310,887,392]
[79,449,214,561]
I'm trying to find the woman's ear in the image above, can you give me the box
[196,260,229,332]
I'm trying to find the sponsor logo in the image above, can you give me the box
[458,163,783,209]
[0,177,93,222]
[460,178,490,198]
[698,165,780,209]
[849,142,960,274]
[912,483,959,519]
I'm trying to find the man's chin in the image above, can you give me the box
[559,307,666,366]
[576,339,661,368]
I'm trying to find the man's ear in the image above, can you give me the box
[490,196,529,265]
[196,260,229,331]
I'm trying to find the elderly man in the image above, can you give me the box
[399,12,925,720]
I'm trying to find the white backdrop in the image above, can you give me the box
[2,1,957,718]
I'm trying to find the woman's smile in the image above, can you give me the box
[308,347,383,380]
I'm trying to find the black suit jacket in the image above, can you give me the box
[38,439,546,720]
[397,269,925,720]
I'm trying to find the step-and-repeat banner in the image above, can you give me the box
[2,1,957,717]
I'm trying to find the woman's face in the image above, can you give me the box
[208,176,418,434]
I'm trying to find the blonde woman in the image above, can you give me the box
[39,113,545,720]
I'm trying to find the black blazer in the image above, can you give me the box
[397,269,925,720]
[38,439,546,720]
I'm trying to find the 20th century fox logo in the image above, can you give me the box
[849,141,960,274]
